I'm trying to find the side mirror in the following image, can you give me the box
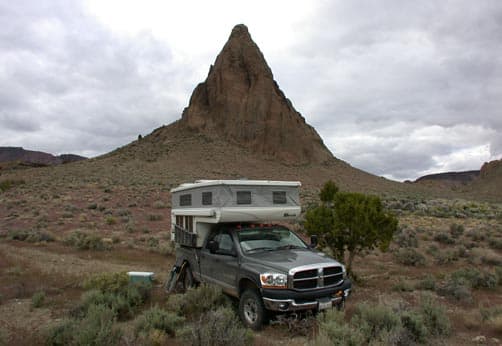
[208,240,219,254]
[310,235,318,248]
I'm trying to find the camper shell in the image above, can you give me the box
[170,180,302,247]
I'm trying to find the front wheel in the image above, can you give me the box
[239,289,267,330]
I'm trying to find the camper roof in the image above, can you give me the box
[170,180,301,193]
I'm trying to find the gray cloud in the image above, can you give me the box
[0,0,189,156]
[0,0,500,181]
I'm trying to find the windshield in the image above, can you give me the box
[237,227,308,254]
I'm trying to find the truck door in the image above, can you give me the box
[200,229,239,297]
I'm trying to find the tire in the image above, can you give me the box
[239,289,267,330]
[182,264,195,290]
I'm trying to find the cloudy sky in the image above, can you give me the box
[1,0,501,181]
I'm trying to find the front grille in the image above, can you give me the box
[292,266,343,290]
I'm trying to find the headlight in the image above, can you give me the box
[260,273,287,289]
[341,265,347,279]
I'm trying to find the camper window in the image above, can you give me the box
[180,194,191,206]
[273,191,287,204]
[202,192,212,205]
[237,191,252,205]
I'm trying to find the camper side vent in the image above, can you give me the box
[202,192,212,205]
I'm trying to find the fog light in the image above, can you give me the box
[279,302,289,310]
[335,290,343,297]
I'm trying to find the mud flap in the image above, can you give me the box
[164,261,188,293]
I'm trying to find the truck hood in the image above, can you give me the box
[243,248,342,274]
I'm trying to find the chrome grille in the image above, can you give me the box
[292,266,343,290]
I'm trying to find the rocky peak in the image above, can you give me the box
[180,24,333,164]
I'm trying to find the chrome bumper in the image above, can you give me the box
[262,288,351,312]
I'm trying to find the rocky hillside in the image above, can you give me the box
[0,147,86,168]
[180,24,332,165]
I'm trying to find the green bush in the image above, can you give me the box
[400,311,427,343]
[31,291,46,308]
[418,294,451,337]
[0,179,25,192]
[166,284,231,317]
[352,303,401,342]
[434,232,455,245]
[7,229,54,243]
[392,279,414,292]
[64,231,110,250]
[135,305,184,338]
[394,248,426,266]
[47,305,122,346]
[434,250,458,265]
[488,237,502,250]
[449,223,464,238]
[83,272,129,294]
[394,228,419,248]
[437,277,472,302]
[315,309,364,346]
[182,307,252,346]
[415,274,436,291]
[450,268,498,289]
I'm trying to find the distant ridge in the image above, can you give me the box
[415,170,479,184]
[0,147,86,167]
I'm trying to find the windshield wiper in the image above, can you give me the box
[247,247,275,253]
[275,245,302,250]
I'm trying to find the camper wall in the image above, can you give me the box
[171,185,300,210]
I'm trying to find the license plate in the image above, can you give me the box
[318,298,332,310]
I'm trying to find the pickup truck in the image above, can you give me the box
[174,223,352,330]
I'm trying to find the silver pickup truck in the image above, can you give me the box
[169,180,351,330]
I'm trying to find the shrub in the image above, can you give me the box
[352,303,401,342]
[315,309,364,346]
[481,253,502,266]
[64,231,110,251]
[182,307,252,346]
[434,232,455,245]
[394,248,426,266]
[31,291,46,308]
[0,179,25,192]
[415,275,436,291]
[437,277,472,302]
[450,268,498,289]
[166,284,231,317]
[8,229,54,243]
[400,311,427,343]
[488,237,502,250]
[135,305,184,338]
[87,203,97,210]
[83,272,129,294]
[434,250,458,265]
[419,294,451,337]
[392,279,414,292]
[394,228,418,248]
[105,216,117,225]
[78,273,151,320]
[449,223,464,238]
[47,305,122,346]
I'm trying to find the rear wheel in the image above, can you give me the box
[239,289,267,330]
[182,264,196,290]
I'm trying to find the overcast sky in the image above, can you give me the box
[1,0,501,181]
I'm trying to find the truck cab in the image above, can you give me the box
[169,180,351,329]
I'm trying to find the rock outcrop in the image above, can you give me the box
[180,24,333,164]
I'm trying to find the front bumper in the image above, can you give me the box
[262,279,352,312]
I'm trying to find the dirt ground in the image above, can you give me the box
[0,179,501,345]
